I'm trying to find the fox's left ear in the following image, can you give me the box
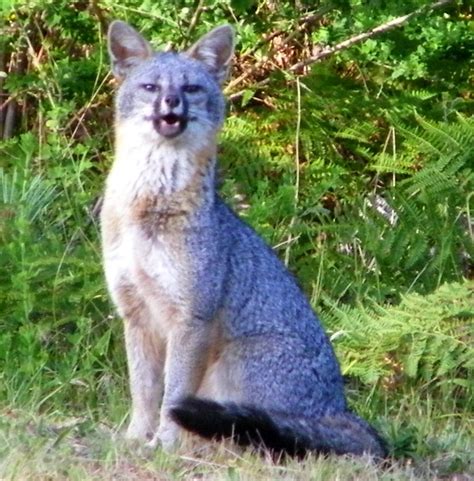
[187,25,234,85]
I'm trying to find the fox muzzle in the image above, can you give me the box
[152,89,189,138]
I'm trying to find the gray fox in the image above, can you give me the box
[101,20,387,459]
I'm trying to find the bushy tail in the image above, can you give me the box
[170,396,387,459]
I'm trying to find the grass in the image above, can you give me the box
[1,390,472,481]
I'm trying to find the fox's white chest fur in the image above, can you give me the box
[102,131,203,325]
[109,119,200,197]
[104,224,184,313]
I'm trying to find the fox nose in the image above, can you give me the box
[164,94,180,108]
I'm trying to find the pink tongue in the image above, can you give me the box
[160,119,180,135]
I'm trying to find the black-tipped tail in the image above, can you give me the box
[170,396,387,459]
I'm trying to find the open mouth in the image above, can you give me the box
[153,113,188,138]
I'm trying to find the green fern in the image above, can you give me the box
[316,113,473,301]
[0,169,57,225]
[324,281,474,410]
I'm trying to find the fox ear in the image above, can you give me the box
[187,25,234,85]
[108,21,152,80]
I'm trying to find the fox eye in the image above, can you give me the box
[141,84,159,93]
[183,84,202,94]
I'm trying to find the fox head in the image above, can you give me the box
[108,21,234,144]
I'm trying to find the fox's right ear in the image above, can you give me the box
[108,21,152,80]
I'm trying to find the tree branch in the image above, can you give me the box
[186,0,206,41]
[289,0,453,73]
[226,7,331,92]
[228,0,454,100]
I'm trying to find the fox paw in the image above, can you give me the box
[146,422,180,452]
[125,419,156,443]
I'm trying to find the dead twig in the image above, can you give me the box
[227,7,330,92]
[186,0,206,40]
[284,77,302,267]
[289,0,453,73]
[228,0,453,100]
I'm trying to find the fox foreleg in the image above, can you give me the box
[148,320,212,451]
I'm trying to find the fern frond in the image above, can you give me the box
[323,281,474,407]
